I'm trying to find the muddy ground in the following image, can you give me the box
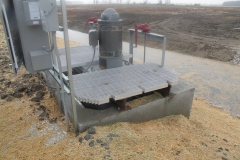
[61,5,240,63]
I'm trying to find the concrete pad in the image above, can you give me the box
[58,46,99,72]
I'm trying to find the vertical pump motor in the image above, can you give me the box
[89,8,123,69]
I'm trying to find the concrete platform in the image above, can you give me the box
[64,79,195,133]
[58,46,132,72]
[58,46,99,72]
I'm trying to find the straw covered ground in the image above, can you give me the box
[0,24,240,160]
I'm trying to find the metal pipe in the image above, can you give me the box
[55,79,63,113]
[48,70,70,94]
[129,30,134,64]
[2,4,18,71]
[37,72,57,90]
[143,33,146,63]
[49,32,64,113]
[129,29,166,66]
[52,31,70,132]
[43,32,54,52]
[53,64,69,82]
[42,32,57,97]
[83,48,96,73]
[44,70,51,94]
[60,0,79,134]
[161,37,166,67]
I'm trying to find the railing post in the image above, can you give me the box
[60,0,79,134]
[143,33,147,63]
[161,36,166,67]
[129,30,134,64]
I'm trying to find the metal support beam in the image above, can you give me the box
[111,99,129,111]
[48,70,70,94]
[52,31,70,132]
[143,33,146,63]
[50,32,62,113]
[158,85,171,97]
[162,37,166,67]
[60,0,79,134]
[53,64,69,83]
[129,30,134,64]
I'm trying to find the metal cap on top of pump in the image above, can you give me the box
[98,8,122,26]
[101,8,119,21]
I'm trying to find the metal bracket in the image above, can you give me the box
[158,85,171,97]
[111,99,129,111]
[48,69,70,94]
[53,64,69,82]
[59,26,64,31]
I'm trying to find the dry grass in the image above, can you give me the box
[1,96,240,160]
[127,92,163,109]
[0,24,240,160]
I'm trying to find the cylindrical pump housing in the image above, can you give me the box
[98,8,123,69]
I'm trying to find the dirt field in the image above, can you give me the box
[62,5,240,63]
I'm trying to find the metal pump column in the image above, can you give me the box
[98,8,123,69]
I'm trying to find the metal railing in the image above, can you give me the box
[129,29,166,66]
[59,0,78,134]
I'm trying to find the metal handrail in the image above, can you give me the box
[59,0,79,134]
[129,29,166,67]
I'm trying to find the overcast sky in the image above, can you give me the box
[68,0,227,5]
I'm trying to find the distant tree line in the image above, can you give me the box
[93,0,171,4]
[93,0,124,4]
[222,1,240,6]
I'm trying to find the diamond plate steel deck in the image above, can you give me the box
[73,62,178,105]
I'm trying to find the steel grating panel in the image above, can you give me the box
[58,46,99,71]
[73,62,178,105]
